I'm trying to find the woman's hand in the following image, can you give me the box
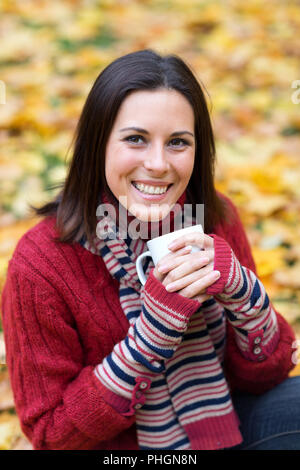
[152,232,219,303]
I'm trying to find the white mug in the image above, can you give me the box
[136,224,204,285]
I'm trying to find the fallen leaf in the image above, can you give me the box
[0,368,14,411]
[251,246,285,278]
[274,264,300,289]
[272,299,300,325]
[0,412,21,450]
[245,193,289,217]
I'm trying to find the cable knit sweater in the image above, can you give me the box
[0,194,296,450]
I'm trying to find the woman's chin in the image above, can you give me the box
[130,206,171,223]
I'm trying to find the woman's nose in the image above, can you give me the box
[143,144,170,173]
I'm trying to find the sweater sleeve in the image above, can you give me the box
[94,269,201,415]
[210,195,296,393]
[1,263,136,450]
[206,234,280,362]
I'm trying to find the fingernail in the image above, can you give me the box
[157,265,167,273]
[213,270,221,278]
[168,240,178,249]
[165,283,175,291]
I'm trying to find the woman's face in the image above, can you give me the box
[105,88,195,221]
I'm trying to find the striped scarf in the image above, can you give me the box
[81,193,242,449]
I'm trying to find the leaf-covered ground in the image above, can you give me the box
[0,0,299,450]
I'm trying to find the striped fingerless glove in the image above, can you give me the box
[206,234,280,361]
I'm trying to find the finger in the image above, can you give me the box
[191,293,212,303]
[163,263,213,290]
[167,233,213,252]
[153,246,193,281]
[156,245,193,273]
[152,266,165,283]
[167,232,204,251]
[158,250,211,276]
[165,269,220,296]
[162,254,212,285]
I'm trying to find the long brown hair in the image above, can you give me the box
[30,49,229,247]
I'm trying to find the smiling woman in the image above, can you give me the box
[1,50,299,451]
[104,88,195,222]
[26,49,225,247]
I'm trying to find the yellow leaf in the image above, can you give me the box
[0,367,14,411]
[252,247,285,278]
[0,413,21,450]
[0,217,42,290]
[245,193,288,217]
[274,264,300,289]
[272,299,300,325]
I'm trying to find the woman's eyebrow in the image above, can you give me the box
[119,126,194,137]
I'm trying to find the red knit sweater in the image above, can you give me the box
[1,194,295,450]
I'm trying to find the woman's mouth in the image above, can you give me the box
[131,181,173,200]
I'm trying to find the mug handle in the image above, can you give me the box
[136,251,152,286]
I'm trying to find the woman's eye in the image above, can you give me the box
[125,135,145,144]
[169,138,188,147]
[123,135,190,147]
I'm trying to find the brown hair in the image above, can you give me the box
[30,49,228,247]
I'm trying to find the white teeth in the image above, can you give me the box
[133,182,169,194]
